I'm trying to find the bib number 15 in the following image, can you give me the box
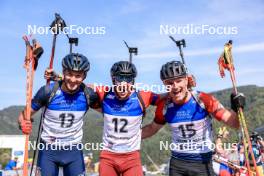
[178,124,196,138]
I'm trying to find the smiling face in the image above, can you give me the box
[114,82,134,100]
[62,69,86,93]
[163,76,190,104]
[113,75,134,100]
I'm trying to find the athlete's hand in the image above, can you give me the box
[44,68,63,81]
[230,92,245,112]
[18,112,32,135]
[187,74,196,89]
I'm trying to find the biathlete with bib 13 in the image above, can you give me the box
[18,53,101,176]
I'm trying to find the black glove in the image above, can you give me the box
[230,92,245,112]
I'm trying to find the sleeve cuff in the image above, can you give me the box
[31,102,41,111]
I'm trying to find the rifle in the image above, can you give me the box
[123,40,138,63]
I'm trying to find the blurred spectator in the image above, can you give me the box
[4,157,20,171]
[215,127,239,176]
[249,132,264,175]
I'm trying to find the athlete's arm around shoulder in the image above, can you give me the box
[85,85,102,112]
[138,91,168,107]
[142,100,166,139]
[198,92,240,129]
[86,84,111,113]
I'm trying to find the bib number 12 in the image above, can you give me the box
[112,118,128,133]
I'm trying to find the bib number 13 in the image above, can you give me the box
[59,113,75,128]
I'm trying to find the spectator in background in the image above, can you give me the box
[84,154,94,173]
[261,137,264,170]
[238,132,264,176]
[249,132,264,175]
[215,127,240,176]
[237,141,245,167]
[4,157,20,171]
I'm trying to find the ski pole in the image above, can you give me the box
[22,35,31,176]
[213,155,256,176]
[22,35,43,176]
[223,41,257,176]
[29,13,66,176]
[218,40,260,176]
[47,13,66,84]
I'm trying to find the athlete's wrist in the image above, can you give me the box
[20,110,34,122]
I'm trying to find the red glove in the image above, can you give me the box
[20,120,32,135]
[18,113,32,135]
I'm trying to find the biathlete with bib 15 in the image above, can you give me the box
[142,60,245,176]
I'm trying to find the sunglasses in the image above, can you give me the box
[114,75,134,83]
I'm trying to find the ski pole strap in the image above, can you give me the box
[218,40,235,78]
